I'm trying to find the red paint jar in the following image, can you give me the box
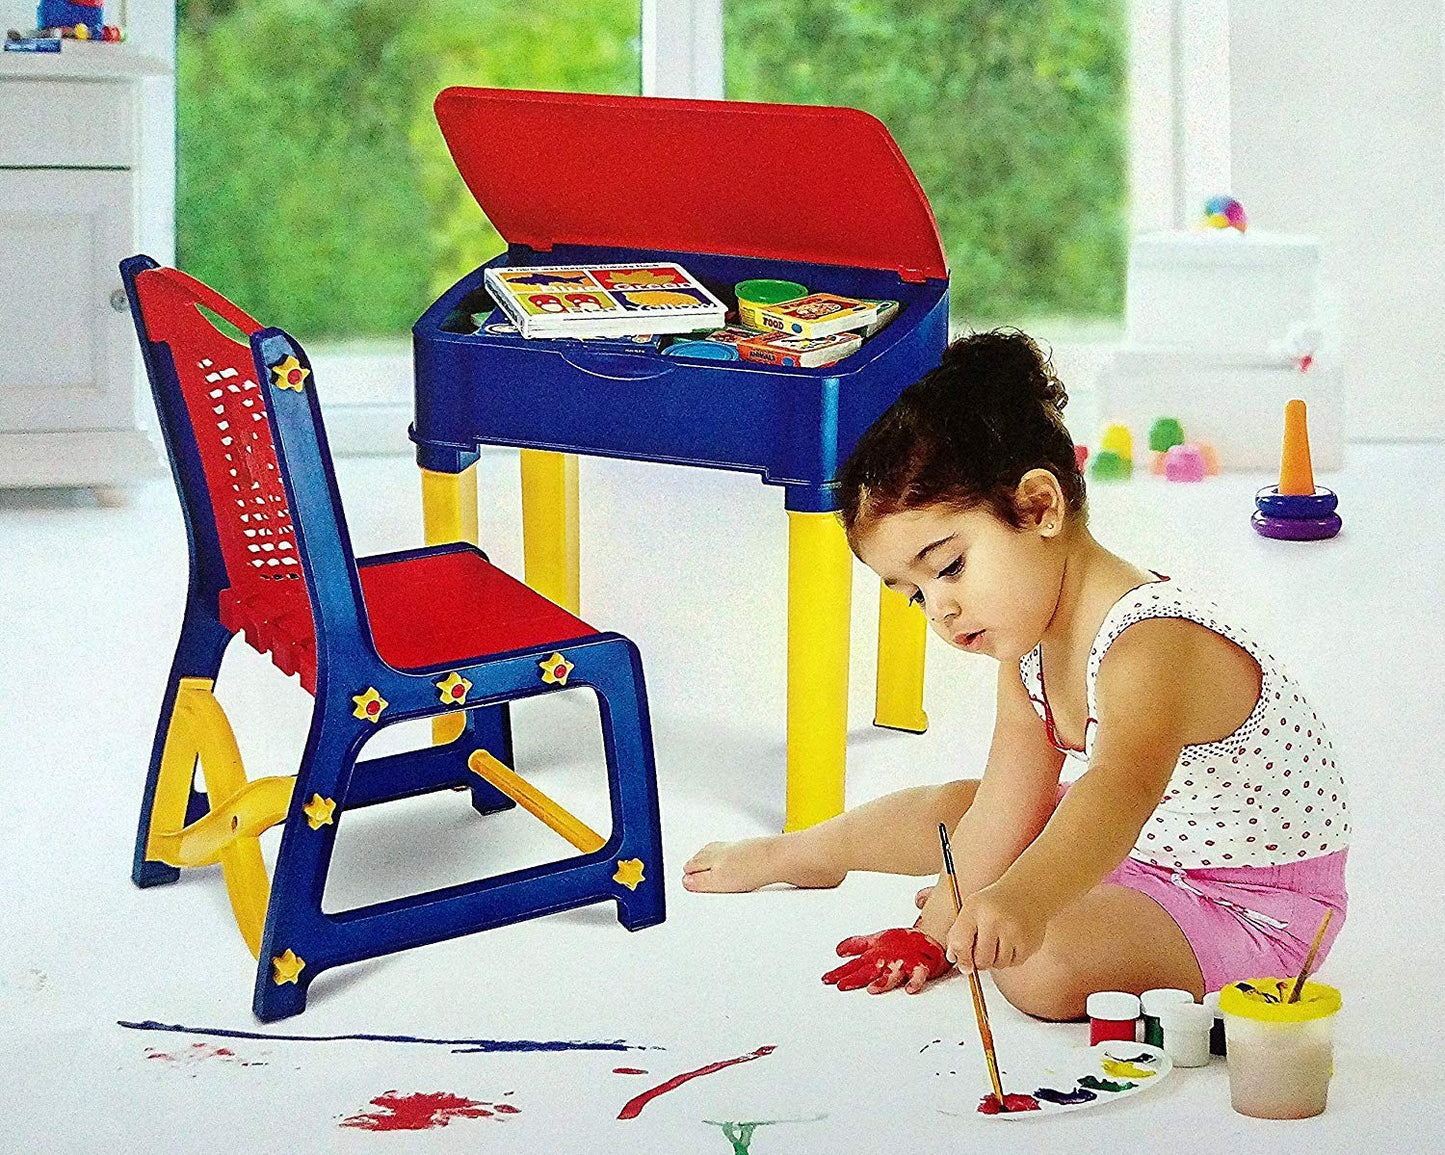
[1086,991,1140,1046]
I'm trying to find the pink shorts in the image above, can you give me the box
[1056,788,1348,991]
[1102,851,1348,992]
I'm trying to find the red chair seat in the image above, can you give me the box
[359,548,595,672]
[220,549,593,690]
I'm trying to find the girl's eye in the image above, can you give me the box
[939,557,963,579]
[908,590,924,607]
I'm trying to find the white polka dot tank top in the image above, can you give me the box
[1018,577,1350,870]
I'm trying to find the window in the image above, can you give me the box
[176,1,642,344]
[722,1,1129,331]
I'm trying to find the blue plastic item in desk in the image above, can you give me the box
[664,339,739,361]
[413,244,949,513]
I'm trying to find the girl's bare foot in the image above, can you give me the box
[682,832,846,893]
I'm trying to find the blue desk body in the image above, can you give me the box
[414,244,948,512]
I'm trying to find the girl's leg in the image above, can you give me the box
[683,779,980,893]
[989,885,1205,1019]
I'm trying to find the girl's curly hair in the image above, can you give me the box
[837,329,1085,540]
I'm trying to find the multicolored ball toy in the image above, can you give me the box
[1204,195,1248,233]
[1252,399,1340,540]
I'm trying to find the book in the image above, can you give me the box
[858,299,900,337]
[468,311,663,353]
[700,326,764,349]
[754,293,881,339]
[483,262,725,338]
[735,331,862,368]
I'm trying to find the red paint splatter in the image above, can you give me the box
[977,1093,1041,1115]
[340,1092,517,1132]
[618,1046,776,1120]
[144,1044,244,1066]
[612,1067,648,1075]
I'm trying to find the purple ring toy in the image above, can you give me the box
[1251,510,1342,540]
[1255,486,1338,518]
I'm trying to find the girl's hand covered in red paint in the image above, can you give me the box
[822,927,952,995]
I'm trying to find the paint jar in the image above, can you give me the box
[1221,979,1341,1119]
[1086,991,1140,1046]
[735,279,807,329]
[1158,1002,1213,1067]
[1140,988,1195,1047]
[1203,990,1227,1056]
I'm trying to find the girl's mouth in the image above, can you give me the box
[955,629,986,651]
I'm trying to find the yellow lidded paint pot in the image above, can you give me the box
[1220,979,1341,1119]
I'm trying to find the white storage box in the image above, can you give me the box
[1126,232,1320,356]
[1097,348,1342,472]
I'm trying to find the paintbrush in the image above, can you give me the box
[1286,908,1334,1004]
[938,823,1008,1112]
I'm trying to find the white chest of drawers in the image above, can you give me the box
[0,46,169,494]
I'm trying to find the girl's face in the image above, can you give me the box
[851,487,1066,662]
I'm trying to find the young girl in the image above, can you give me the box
[683,330,1348,1018]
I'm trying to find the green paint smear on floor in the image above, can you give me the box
[703,1115,827,1153]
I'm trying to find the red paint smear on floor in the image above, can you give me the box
[618,1046,776,1120]
[613,1067,648,1075]
[341,1092,518,1131]
[977,1092,1041,1115]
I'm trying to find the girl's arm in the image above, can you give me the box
[915,661,1065,943]
[946,620,1192,969]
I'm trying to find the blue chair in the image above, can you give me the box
[122,255,664,1021]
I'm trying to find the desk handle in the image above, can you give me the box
[558,350,677,381]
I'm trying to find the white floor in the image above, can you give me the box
[2,443,1441,1153]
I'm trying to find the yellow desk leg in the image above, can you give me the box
[784,510,853,831]
[520,449,580,614]
[420,463,479,743]
[874,582,929,732]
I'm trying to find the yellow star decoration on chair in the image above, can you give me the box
[272,948,305,985]
[351,687,388,723]
[270,354,309,392]
[539,653,574,686]
[613,858,646,891]
[302,793,336,830]
[435,671,472,706]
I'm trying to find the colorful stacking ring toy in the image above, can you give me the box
[1251,510,1343,541]
[1254,487,1338,519]
[1252,400,1340,541]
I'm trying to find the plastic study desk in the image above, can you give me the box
[411,88,949,831]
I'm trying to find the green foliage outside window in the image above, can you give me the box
[177,0,641,339]
[178,0,1125,339]
[725,0,1128,324]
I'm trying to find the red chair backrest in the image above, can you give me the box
[132,267,316,683]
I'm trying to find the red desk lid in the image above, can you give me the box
[435,87,947,283]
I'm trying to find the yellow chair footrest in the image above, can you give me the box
[468,749,604,853]
[147,775,295,868]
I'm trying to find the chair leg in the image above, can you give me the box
[783,510,854,832]
[588,638,666,932]
[251,707,360,1022]
[874,582,929,733]
[253,640,665,1022]
[133,603,232,888]
[520,449,580,614]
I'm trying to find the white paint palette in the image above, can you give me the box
[946,1041,1174,1120]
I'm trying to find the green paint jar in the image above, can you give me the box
[1140,988,1195,1048]
[735,279,807,329]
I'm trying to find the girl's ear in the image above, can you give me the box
[1015,469,1065,537]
